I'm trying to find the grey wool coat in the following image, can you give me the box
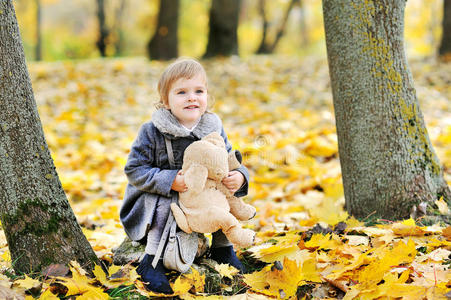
[120,108,250,242]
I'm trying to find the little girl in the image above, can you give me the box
[120,58,251,294]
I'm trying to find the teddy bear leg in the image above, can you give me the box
[227,196,257,221]
[202,209,253,248]
[223,225,255,248]
[170,203,192,233]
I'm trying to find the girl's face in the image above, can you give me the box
[166,74,208,129]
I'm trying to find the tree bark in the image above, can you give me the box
[35,0,42,61]
[147,0,179,60]
[0,1,99,274]
[322,0,451,220]
[96,0,109,57]
[203,0,241,58]
[439,0,451,60]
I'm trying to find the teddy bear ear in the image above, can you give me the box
[202,132,225,148]
[185,163,208,191]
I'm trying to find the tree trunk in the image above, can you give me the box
[112,0,126,56]
[256,0,298,54]
[147,0,179,60]
[439,0,451,60]
[96,0,108,57]
[256,0,270,54]
[268,0,297,53]
[35,0,42,61]
[322,0,451,220]
[203,0,241,58]
[299,0,308,46]
[0,1,99,274]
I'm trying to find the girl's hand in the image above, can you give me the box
[171,170,188,192]
[222,170,245,194]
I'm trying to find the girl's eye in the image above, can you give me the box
[196,90,204,93]
[177,91,185,95]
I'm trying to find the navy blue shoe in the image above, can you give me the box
[209,246,246,273]
[137,254,173,294]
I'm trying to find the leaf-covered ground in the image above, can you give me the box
[0,56,450,299]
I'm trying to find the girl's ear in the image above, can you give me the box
[184,163,208,191]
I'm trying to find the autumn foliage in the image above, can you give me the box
[0,56,450,298]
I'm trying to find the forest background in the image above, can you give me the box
[15,0,444,60]
[0,0,450,299]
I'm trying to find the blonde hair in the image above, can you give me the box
[157,58,208,108]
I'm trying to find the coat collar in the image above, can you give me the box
[152,108,222,139]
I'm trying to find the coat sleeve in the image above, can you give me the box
[220,127,250,197]
[124,123,178,197]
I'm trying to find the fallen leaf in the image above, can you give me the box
[435,197,449,214]
[214,264,239,279]
[13,275,42,294]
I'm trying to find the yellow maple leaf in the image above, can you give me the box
[68,260,87,276]
[93,264,138,289]
[386,284,427,299]
[245,257,321,299]
[435,197,449,214]
[92,265,108,286]
[135,280,172,298]
[303,233,342,250]
[352,271,410,299]
[180,268,205,294]
[345,216,364,228]
[1,251,11,262]
[37,288,59,300]
[171,276,192,295]
[13,274,41,292]
[391,218,426,236]
[214,264,239,279]
[76,287,110,300]
[300,258,322,283]
[248,232,302,263]
[54,262,108,299]
[327,250,373,281]
[358,239,416,287]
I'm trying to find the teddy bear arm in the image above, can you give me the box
[228,150,242,171]
[184,164,208,192]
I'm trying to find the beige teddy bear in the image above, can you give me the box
[170,132,256,248]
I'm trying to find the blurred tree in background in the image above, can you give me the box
[203,0,241,58]
[255,0,299,54]
[95,0,108,57]
[35,0,42,60]
[439,0,451,61]
[148,0,179,60]
[13,0,446,61]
